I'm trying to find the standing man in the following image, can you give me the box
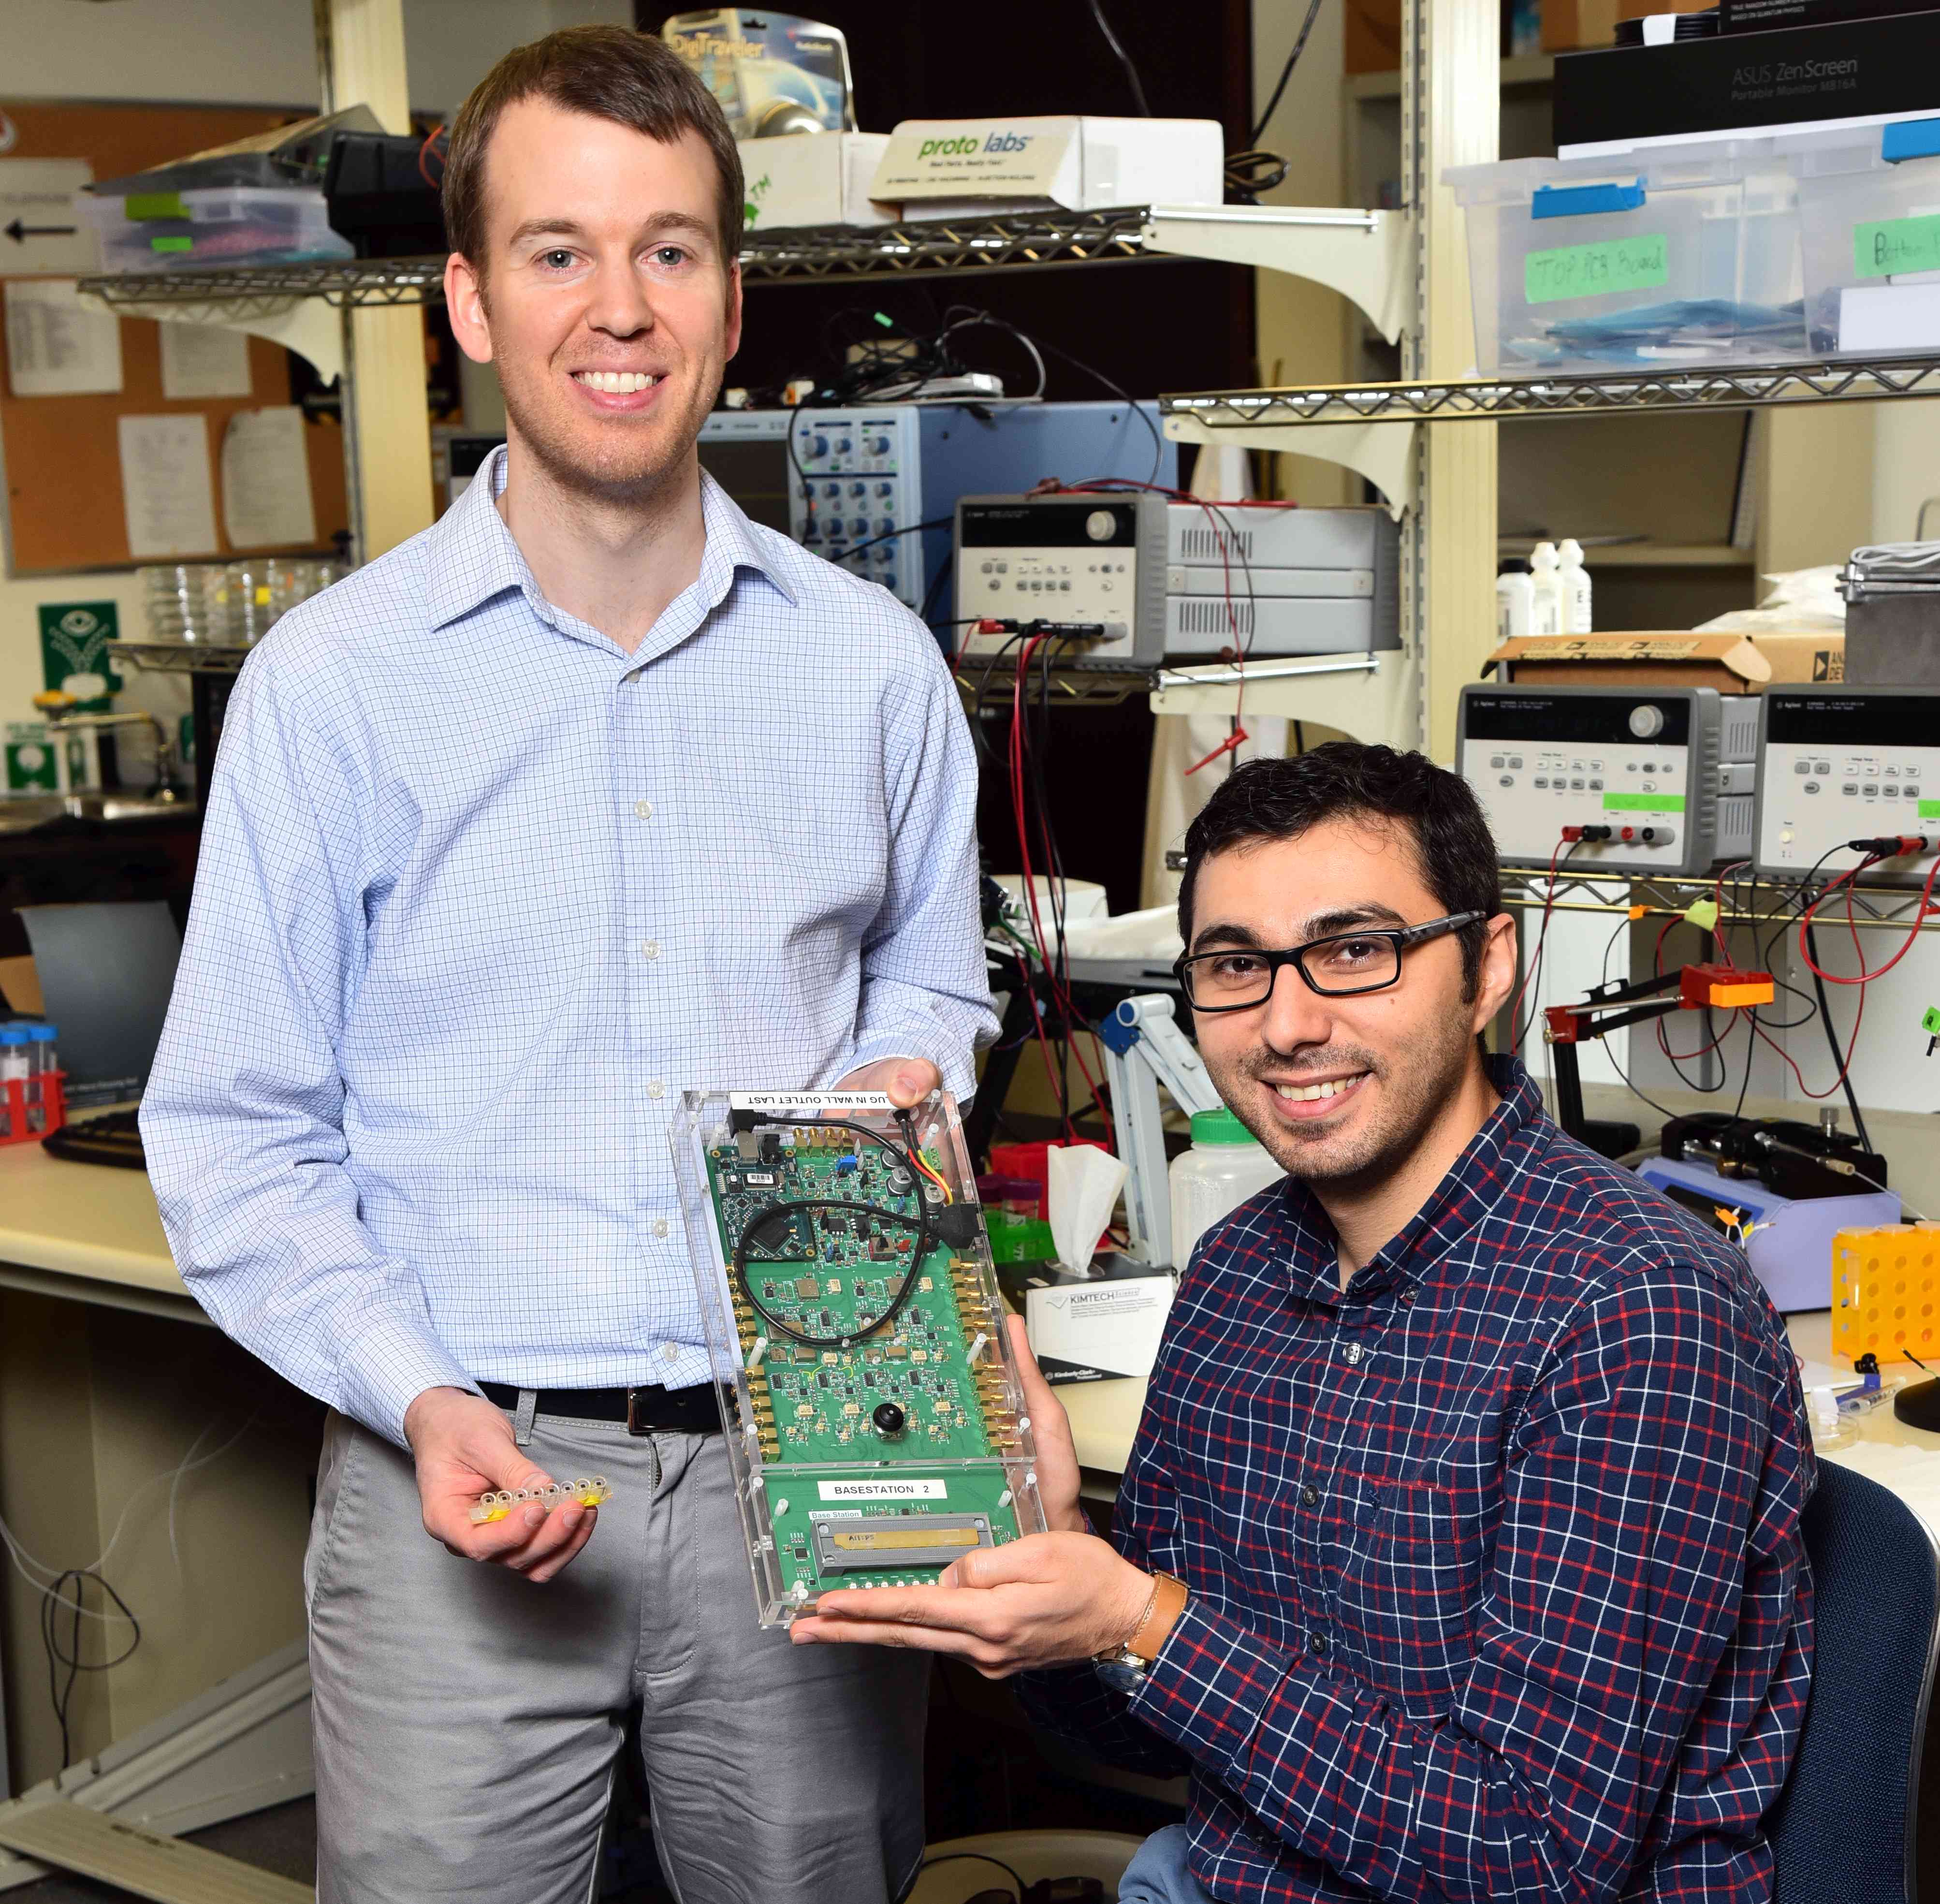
[795,746,1813,1904]
[141,27,994,1904]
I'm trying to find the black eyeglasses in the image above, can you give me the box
[1173,911,1486,1012]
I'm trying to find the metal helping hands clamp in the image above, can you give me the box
[1542,963,1775,1145]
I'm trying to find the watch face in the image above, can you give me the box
[1094,1655,1146,1697]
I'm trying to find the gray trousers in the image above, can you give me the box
[305,1407,931,1904]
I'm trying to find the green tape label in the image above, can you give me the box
[125,192,187,221]
[149,235,194,254]
[1855,213,1940,280]
[1921,798,1940,819]
[1524,234,1669,306]
[1604,791,1687,811]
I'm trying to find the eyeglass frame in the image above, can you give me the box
[1171,910,1488,1013]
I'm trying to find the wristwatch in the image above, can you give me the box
[1093,1571,1188,1694]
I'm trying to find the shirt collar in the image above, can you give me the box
[1273,1055,1548,1306]
[424,442,798,636]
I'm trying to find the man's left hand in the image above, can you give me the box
[788,1532,1153,1679]
[835,1056,940,1107]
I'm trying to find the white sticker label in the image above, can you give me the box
[817,1478,948,1501]
[729,1091,895,1113]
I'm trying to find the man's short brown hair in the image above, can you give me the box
[443,25,744,275]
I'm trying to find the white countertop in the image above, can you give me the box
[0,1125,185,1299]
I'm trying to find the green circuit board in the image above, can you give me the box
[703,1124,1026,1596]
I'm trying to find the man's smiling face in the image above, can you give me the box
[448,97,741,503]
[1185,814,1501,1195]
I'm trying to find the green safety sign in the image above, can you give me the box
[37,600,121,713]
[1525,234,1669,306]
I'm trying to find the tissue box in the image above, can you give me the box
[1019,1255,1176,1385]
[739,131,895,230]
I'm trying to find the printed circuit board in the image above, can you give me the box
[679,1090,1043,1622]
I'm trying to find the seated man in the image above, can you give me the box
[792,742,1814,1903]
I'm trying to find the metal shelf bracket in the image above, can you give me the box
[1142,205,1413,345]
[1162,410,1418,517]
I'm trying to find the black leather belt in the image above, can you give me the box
[477,1379,720,1436]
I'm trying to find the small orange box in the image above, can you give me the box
[1832,1224,1940,1361]
[1678,963,1773,1011]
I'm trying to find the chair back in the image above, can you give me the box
[1769,1460,1940,1904]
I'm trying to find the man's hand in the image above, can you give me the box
[404,1386,597,1582]
[788,1531,1153,1678]
[835,1056,940,1107]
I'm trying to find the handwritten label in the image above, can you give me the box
[1854,213,1940,280]
[1524,234,1669,306]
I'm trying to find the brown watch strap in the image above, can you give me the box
[1126,1571,1189,1667]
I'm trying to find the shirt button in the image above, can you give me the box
[648,1080,665,1099]
[641,939,661,961]
[1309,1632,1328,1657]
[653,1217,671,1239]
[1343,1341,1364,1366]
[1399,1289,1416,1308]
[662,1343,679,1362]
[635,799,655,820]
[1300,1484,1319,1507]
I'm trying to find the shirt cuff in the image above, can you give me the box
[335,1313,483,1449]
[1128,1596,1304,1774]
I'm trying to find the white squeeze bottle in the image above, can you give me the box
[1496,557,1533,644]
[1558,538,1593,633]
[1529,542,1564,636]
[1168,1107,1284,1268]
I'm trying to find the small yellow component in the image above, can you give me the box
[1834,1224,1940,1359]
[919,1276,933,1292]
[796,1403,817,1419]
[910,1349,929,1363]
[469,1476,612,1525]
[843,1401,861,1415]
[827,1279,842,1295]
[822,1351,840,1364]
[934,1398,953,1413]
[1683,897,1721,933]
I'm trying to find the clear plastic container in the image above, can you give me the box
[1787,117,1940,357]
[76,186,352,274]
[1444,141,1806,374]
[1168,1107,1283,1268]
[28,1024,57,1075]
[0,1027,29,1084]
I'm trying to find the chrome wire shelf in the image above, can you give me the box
[77,255,448,311]
[116,641,255,676]
[738,207,1153,282]
[1161,357,1940,428]
[1498,870,1940,931]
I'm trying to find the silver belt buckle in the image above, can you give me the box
[626,1387,652,1436]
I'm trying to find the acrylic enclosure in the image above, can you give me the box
[672,1087,1048,1627]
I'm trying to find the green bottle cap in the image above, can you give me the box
[1190,1106,1258,1145]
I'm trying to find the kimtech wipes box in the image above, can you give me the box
[1019,1255,1177,1385]
[870,117,1224,221]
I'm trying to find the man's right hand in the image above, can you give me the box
[403,1386,597,1582]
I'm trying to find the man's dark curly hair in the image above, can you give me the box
[1176,743,1502,1001]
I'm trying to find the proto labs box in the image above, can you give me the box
[673,1087,1047,1626]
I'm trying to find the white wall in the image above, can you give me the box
[1872,396,1940,546]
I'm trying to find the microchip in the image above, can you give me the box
[795,1277,819,1299]
[886,1344,909,1359]
[818,1371,830,1389]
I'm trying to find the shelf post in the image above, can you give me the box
[321,0,435,563]
[1403,0,1498,759]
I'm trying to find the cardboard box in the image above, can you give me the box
[738,131,894,231]
[870,117,1224,220]
[1489,630,1846,687]
[1012,1255,1176,1385]
[1543,0,1624,52]
[1345,0,1402,73]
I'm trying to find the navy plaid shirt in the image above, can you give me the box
[1020,1056,1813,1903]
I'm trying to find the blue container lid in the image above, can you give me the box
[26,1024,56,1040]
[0,1027,29,1046]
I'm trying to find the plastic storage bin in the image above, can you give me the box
[77,186,352,273]
[1788,118,1940,357]
[1444,142,1805,374]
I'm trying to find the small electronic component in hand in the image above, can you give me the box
[468,1476,611,1524]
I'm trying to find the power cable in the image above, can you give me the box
[1251,0,1328,144]
[1085,0,1152,115]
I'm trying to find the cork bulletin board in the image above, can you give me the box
[0,102,352,576]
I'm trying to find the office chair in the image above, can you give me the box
[1767,1460,1940,1904]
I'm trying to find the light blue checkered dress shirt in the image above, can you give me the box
[141,448,996,1447]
